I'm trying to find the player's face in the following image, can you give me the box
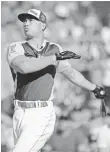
[23,18,42,39]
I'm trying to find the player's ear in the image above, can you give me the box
[41,23,46,31]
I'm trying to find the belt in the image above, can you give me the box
[14,100,48,108]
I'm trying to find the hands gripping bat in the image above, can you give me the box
[92,86,108,117]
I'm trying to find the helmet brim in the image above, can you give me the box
[18,13,40,22]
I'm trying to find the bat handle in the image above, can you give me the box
[100,99,107,117]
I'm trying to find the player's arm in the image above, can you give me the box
[11,55,56,74]
[58,61,96,91]
[8,43,56,74]
[56,45,106,98]
[56,44,96,91]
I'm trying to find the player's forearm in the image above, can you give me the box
[78,75,96,90]
[13,55,56,74]
[62,68,96,91]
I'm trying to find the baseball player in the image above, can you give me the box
[7,9,107,152]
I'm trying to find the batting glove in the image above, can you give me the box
[55,51,81,60]
[92,85,107,99]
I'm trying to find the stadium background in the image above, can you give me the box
[1,1,110,152]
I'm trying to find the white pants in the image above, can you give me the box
[13,100,56,152]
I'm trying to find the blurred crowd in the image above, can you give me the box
[1,1,110,152]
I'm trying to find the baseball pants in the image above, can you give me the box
[12,100,56,152]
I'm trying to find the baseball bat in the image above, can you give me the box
[100,98,107,117]
[100,90,107,117]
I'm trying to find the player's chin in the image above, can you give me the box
[25,33,33,39]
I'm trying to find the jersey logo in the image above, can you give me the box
[10,44,16,53]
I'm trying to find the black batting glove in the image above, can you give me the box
[92,85,107,99]
[55,51,81,60]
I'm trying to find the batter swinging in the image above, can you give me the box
[7,9,106,152]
